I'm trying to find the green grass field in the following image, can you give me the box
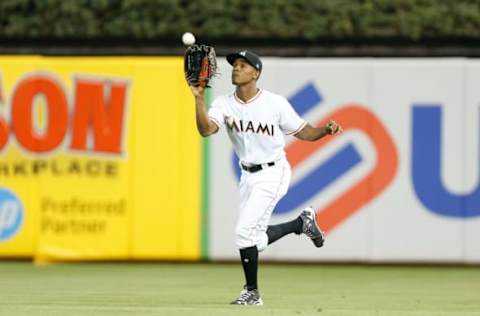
[0,262,479,316]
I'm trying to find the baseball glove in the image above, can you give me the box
[184,44,217,88]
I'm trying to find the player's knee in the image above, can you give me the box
[235,225,269,250]
[235,226,254,248]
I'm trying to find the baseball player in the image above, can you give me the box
[189,50,342,306]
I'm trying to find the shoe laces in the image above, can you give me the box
[303,215,322,239]
[235,289,255,303]
[302,212,313,231]
[304,222,317,238]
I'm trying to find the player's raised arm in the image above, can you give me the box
[294,120,343,141]
[190,85,219,137]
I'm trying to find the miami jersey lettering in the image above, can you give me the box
[208,89,306,164]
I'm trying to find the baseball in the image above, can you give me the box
[182,32,196,46]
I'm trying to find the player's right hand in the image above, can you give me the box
[189,85,205,98]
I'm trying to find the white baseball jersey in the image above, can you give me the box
[208,89,306,165]
[208,88,305,251]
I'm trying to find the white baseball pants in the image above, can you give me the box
[235,157,291,251]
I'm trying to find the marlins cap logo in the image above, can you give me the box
[240,51,246,56]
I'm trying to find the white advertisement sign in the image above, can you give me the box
[208,58,480,263]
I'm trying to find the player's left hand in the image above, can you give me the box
[326,120,343,135]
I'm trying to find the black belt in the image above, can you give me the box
[241,162,275,173]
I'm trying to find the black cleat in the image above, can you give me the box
[230,286,264,306]
[300,206,325,247]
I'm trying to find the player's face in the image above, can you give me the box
[231,59,259,85]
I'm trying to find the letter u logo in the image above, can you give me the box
[412,105,480,218]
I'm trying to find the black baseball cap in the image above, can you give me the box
[227,50,262,72]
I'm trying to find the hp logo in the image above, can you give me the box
[0,188,23,242]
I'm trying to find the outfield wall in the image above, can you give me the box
[209,58,480,263]
[0,57,479,263]
[0,57,202,261]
